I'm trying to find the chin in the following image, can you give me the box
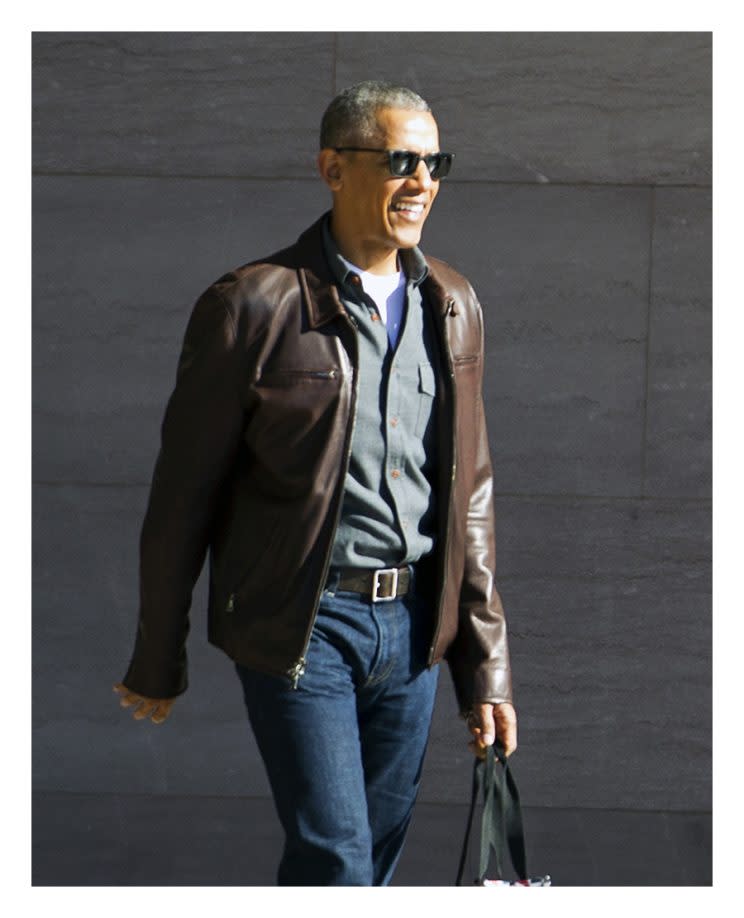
[391,227,424,250]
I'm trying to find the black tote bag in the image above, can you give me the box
[455,743,551,886]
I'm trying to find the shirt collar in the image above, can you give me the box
[321,212,429,293]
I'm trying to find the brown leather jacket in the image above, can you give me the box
[122,214,512,714]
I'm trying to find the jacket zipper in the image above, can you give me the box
[427,296,457,666]
[286,313,360,688]
[287,657,307,687]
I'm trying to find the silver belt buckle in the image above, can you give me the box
[372,567,398,602]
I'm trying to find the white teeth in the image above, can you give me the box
[392,203,424,213]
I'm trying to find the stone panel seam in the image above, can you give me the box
[31,480,712,504]
[31,171,712,190]
[30,789,713,817]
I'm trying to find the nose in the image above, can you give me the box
[408,158,434,191]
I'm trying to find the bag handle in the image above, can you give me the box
[455,742,528,885]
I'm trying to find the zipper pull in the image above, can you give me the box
[445,296,458,317]
[226,594,234,613]
[287,657,307,689]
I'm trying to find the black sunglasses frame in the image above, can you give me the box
[334,147,454,180]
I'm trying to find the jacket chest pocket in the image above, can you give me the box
[258,367,340,384]
[246,367,347,488]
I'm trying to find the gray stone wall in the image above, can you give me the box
[33,32,711,884]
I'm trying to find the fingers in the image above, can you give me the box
[112,683,174,724]
[493,702,518,757]
[466,703,495,751]
[466,702,518,758]
[132,699,159,721]
[477,703,496,745]
[467,738,488,760]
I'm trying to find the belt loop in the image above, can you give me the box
[324,568,340,594]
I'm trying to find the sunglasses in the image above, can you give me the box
[334,147,454,180]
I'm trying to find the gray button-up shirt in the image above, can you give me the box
[322,217,439,570]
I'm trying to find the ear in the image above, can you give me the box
[317,149,343,191]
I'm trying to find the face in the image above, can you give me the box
[321,107,442,264]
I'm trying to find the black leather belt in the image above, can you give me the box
[333,565,411,602]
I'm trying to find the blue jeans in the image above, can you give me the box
[234,566,440,886]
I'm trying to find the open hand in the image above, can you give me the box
[112,682,176,724]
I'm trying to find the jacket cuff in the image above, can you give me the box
[448,657,513,716]
[121,639,188,699]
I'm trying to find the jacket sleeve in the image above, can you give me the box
[122,286,244,698]
[446,295,513,715]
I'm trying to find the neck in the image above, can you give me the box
[329,212,399,275]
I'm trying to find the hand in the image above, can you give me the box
[112,682,177,724]
[466,701,517,759]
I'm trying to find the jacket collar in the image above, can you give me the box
[294,211,448,329]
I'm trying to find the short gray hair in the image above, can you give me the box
[319,80,431,149]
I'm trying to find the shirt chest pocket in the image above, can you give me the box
[414,362,437,438]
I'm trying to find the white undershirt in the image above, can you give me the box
[339,255,407,349]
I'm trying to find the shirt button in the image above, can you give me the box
[391,469,401,479]
[350,275,361,286]
[371,312,380,322]
[390,418,398,427]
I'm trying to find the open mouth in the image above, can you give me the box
[390,201,426,222]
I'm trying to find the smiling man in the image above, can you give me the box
[115,81,516,886]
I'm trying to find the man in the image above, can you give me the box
[114,80,517,886]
